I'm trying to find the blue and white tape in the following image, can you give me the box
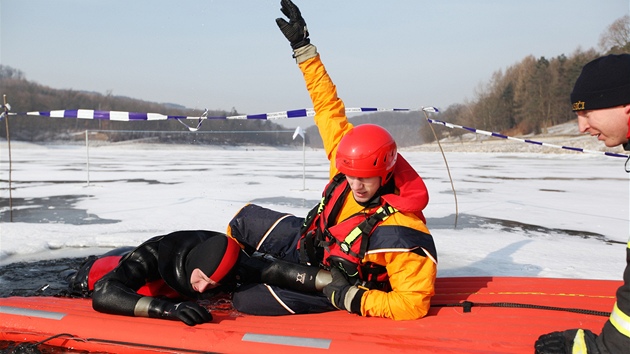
[9,107,411,121]
[6,106,627,159]
[427,118,629,159]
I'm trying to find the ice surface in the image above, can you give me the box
[1,140,628,282]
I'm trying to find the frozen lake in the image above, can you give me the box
[1,141,628,283]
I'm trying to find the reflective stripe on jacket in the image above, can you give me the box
[597,241,630,352]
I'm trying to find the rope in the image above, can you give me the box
[6,331,214,354]
[8,333,75,354]
[421,107,458,228]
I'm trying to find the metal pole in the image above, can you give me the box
[85,130,90,186]
[2,95,12,221]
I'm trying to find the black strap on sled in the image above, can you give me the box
[433,301,610,317]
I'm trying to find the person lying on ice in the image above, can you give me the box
[70,231,241,326]
[68,230,334,326]
[534,54,630,353]
[226,0,437,320]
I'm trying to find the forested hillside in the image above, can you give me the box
[436,15,630,140]
[0,66,297,146]
[1,15,628,147]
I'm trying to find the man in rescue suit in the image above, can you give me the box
[228,0,437,320]
[534,54,630,353]
[69,227,338,325]
[71,230,242,326]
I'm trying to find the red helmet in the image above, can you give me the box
[335,124,397,185]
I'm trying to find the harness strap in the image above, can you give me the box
[300,174,398,270]
[299,174,348,265]
[339,205,398,258]
[299,230,319,266]
[317,177,351,253]
[359,262,390,291]
[301,174,346,231]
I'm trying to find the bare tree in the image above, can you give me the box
[599,15,630,54]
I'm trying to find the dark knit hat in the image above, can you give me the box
[571,54,630,111]
[185,235,241,283]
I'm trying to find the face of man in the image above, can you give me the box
[345,175,381,203]
[577,105,630,147]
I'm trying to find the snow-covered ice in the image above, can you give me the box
[1,139,628,283]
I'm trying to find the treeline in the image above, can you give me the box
[0,66,298,146]
[0,64,431,148]
[436,15,630,139]
[435,49,600,138]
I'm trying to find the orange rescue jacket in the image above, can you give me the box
[298,54,438,320]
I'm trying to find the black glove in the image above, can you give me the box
[275,0,310,50]
[534,329,600,354]
[149,300,212,326]
[322,267,365,315]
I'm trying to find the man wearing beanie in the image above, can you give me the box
[535,54,630,353]
[69,230,242,326]
[571,54,630,151]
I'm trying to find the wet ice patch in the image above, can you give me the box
[249,197,320,209]
[0,195,120,225]
[427,213,619,245]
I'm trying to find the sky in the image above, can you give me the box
[1,141,628,285]
[1,0,629,128]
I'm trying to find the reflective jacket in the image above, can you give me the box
[593,137,630,352]
[595,242,630,353]
[298,54,437,320]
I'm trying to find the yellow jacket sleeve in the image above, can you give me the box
[361,251,436,320]
[298,54,352,179]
